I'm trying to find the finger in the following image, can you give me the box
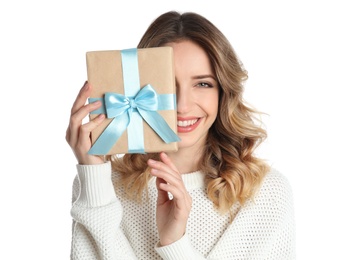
[160,152,180,173]
[68,100,103,146]
[71,81,91,115]
[151,169,190,211]
[148,158,181,181]
[67,81,91,145]
[158,182,183,200]
[149,166,183,188]
[156,176,188,211]
[77,114,105,147]
[158,182,191,213]
[156,177,170,205]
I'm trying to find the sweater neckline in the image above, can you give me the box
[149,171,206,190]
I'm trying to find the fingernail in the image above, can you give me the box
[82,81,88,90]
[148,159,157,164]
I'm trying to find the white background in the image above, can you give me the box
[1,0,356,259]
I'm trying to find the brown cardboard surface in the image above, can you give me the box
[86,46,178,154]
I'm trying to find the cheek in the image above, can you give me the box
[204,94,219,119]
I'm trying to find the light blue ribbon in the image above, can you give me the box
[88,48,180,155]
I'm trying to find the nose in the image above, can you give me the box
[176,84,192,114]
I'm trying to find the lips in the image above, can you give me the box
[177,117,201,133]
[177,119,198,127]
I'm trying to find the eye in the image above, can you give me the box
[196,82,213,88]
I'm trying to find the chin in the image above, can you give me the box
[177,134,206,151]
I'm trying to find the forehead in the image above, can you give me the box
[164,40,213,75]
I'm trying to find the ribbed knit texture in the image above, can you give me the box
[71,162,295,259]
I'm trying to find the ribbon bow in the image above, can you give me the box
[88,84,180,155]
[105,84,159,118]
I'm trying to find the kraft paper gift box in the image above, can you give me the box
[86,47,180,155]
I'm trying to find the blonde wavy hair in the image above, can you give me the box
[107,11,270,214]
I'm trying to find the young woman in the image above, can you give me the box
[66,11,295,259]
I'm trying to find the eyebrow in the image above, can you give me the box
[192,74,218,82]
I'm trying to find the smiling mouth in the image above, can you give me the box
[177,118,201,133]
[177,119,199,127]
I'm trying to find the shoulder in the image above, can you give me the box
[253,168,294,211]
[263,168,292,189]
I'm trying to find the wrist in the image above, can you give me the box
[77,154,105,165]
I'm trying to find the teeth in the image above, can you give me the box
[178,119,198,127]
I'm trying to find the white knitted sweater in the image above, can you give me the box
[70,162,295,259]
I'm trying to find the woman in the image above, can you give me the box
[66,11,295,259]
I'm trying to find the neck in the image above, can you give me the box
[167,145,203,174]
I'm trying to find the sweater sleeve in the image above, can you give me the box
[154,233,205,259]
[70,162,137,260]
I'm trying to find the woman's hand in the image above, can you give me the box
[148,152,192,246]
[65,81,106,165]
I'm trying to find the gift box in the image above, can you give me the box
[86,47,180,155]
